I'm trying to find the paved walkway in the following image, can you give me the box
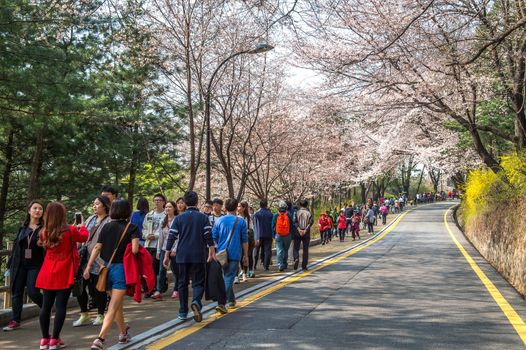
[0,217,391,349]
[144,202,526,349]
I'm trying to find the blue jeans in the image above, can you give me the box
[12,266,42,322]
[223,260,239,303]
[275,235,291,269]
[158,251,178,293]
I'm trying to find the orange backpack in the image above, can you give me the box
[276,212,290,236]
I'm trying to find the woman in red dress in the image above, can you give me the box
[36,202,88,350]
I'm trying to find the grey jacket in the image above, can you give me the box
[295,208,313,235]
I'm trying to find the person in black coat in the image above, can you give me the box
[3,201,45,331]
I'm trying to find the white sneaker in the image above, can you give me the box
[73,313,91,327]
[234,276,240,284]
[92,314,104,326]
[241,273,247,282]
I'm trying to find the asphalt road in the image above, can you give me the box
[151,202,526,350]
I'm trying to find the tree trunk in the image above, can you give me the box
[28,128,44,201]
[414,166,425,198]
[360,182,367,205]
[470,126,501,172]
[185,21,197,191]
[0,129,15,249]
[127,124,140,204]
[429,169,441,193]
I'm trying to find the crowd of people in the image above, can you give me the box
[2,186,317,350]
[2,186,457,349]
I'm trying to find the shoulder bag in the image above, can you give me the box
[216,217,239,268]
[96,222,130,292]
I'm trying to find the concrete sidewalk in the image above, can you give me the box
[0,220,392,350]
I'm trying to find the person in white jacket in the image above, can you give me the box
[143,194,166,297]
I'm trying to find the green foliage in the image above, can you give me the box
[0,1,187,242]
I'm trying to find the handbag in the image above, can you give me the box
[96,222,130,292]
[215,217,239,268]
[69,232,83,297]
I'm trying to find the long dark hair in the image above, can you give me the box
[137,197,149,215]
[42,202,69,248]
[162,201,177,228]
[23,200,45,227]
[239,201,250,227]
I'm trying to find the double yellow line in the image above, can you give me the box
[444,207,526,345]
[147,211,411,350]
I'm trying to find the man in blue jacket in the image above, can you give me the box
[212,198,248,312]
[252,200,273,271]
[164,191,216,323]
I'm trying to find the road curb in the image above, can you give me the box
[109,210,407,350]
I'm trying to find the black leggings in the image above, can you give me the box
[77,273,107,314]
[338,228,346,241]
[40,288,71,339]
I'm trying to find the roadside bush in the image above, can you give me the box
[460,151,526,296]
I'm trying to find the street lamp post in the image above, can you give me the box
[204,43,274,201]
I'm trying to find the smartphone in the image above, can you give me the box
[75,212,82,225]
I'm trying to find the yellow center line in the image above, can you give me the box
[147,210,411,350]
[444,207,526,346]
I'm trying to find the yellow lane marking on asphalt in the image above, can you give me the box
[148,210,411,350]
[444,207,526,346]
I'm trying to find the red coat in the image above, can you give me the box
[337,214,347,229]
[318,217,330,231]
[36,225,88,290]
[124,244,155,303]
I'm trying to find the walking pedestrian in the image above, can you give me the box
[152,200,177,300]
[212,198,248,311]
[351,210,361,240]
[318,213,330,245]
[202,200,213,215]
[337,210,347,242]
[208,198,224,227]
[326,211,334,241]
[130,197,149,246]
[88,199,140,350]
[37,202,88,350]
[142,194,166,297]
[100,186,117,205]
[293,199,313,271]
[155,198,186,300]
[3,201,45,332]
[380,202,389,225]
[272,201,292,271]
[163,191,216,323]
[365,205,376,234]
[252,200,273,271]
[238,201,255,280]
[72,196,111,327]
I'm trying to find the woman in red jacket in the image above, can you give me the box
[318,213,329,245]
[337,211,347,242]
[36,202,88,350]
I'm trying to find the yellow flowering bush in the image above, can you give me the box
[501,151,526,192]
[463,167,499,223]
[463,151,526,225]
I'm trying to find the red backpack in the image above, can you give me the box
[276,212,290,236]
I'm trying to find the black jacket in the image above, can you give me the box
[7,225,45,290]
[205,260,226,305]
